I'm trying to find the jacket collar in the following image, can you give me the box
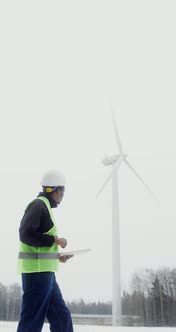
[37,192,58,208]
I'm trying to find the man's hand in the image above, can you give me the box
[59,254,73,263]
[54,237,67,248]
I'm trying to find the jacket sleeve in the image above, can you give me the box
[19,200,55,247]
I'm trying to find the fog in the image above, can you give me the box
[0,0,176,303]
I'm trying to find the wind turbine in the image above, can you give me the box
[97,107,155,326]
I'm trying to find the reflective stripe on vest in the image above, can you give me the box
[17,196,59,274]
[18,252,60,259]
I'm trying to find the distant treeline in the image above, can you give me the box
[1,267,176,326]
[123,267,176,326]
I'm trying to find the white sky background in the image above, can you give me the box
[0,0,176,302]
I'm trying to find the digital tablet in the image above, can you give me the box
[59,249,91,257]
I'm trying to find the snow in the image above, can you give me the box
[0,322,176,332]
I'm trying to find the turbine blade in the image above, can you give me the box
[96,158,122,198]
[124,158,157,199]
[110,105,123,155]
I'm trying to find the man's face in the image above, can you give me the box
[55,187,65,204]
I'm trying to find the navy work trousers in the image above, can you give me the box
[17,272,74,332]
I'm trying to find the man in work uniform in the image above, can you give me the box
[17,170,74,332]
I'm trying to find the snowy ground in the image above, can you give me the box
[0,322,176,332]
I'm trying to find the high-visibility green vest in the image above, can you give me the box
[17,196,59,273]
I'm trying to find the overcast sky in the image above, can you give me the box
[0,0,176,303]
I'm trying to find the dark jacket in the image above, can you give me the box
[19,192,58,247]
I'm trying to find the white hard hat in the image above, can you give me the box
[41,170,66,188]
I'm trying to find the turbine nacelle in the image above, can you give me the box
[103,154,127,166]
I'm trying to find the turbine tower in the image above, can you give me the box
[97,107,155,326]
